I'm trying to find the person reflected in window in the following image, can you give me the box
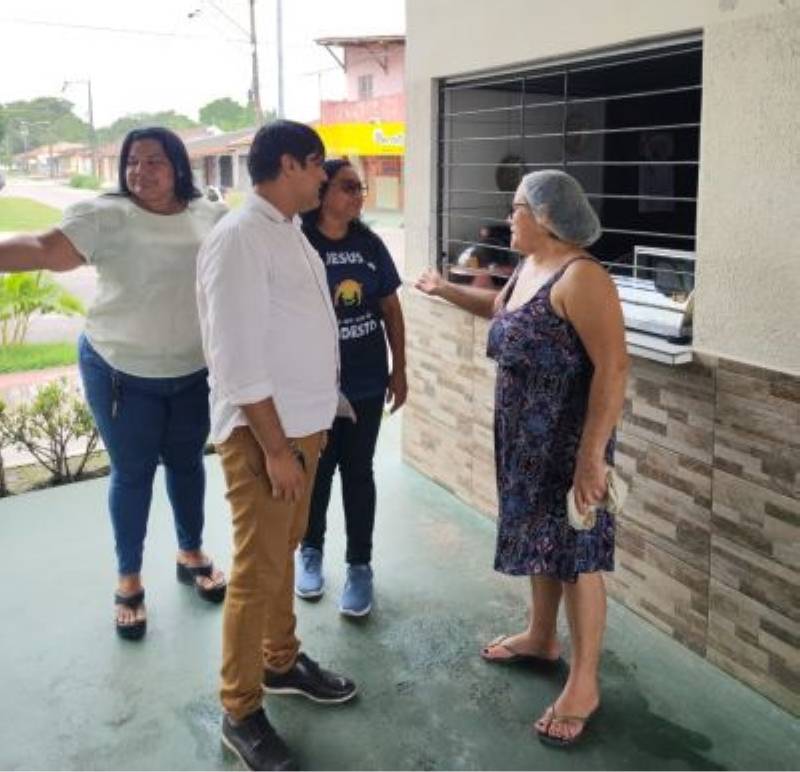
[453,220,516,289]
[415,170,628,748]
[295,159,407,617]
[0,127,228,640]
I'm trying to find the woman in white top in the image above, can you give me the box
[0,127,227,640]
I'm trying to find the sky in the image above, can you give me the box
[0,0,405,128]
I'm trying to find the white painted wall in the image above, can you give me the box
[405,0,800,374]
[693,10,800,373]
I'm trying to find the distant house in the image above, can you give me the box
[96,140,122,185]
[96,127,226,188]
[184,127,256,192]
[314,34,405,211]
[13,142,92,178]
[224,133,260,193]
[13,126,257,192]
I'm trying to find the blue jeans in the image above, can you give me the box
[78,334,210,576]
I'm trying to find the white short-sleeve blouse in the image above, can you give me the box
[60,195,226,378]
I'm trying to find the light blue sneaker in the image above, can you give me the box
[295,546,324,599]
[340,564,373,617]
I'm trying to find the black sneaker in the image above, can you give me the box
[221,709,297,771]
[263,652,357,704]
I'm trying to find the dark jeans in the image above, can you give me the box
[78,334,210,576]
[303,395,384,565]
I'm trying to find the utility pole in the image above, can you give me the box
[87,79,98,178]
[189,3,264,124]
[249,0,264,124]
[62,79,98,178]
[276,0,284,118]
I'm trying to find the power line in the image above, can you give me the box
[0,16,249,44]
[204,0,249,37]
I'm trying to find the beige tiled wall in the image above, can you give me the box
[402,292,800,715]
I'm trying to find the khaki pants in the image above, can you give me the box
[216,426,323,720]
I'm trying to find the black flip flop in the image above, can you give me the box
[176,561,226,603]
[114,589,146,640]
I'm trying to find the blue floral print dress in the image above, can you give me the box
[486,256,615,582]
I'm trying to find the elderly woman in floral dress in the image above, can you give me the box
[416,170,628,747]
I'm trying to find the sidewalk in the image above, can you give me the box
[0,364,80,404]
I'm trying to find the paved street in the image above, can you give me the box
[2,177,99,210]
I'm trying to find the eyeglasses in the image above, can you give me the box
[335,181,368,195]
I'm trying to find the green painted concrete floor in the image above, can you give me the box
[1,418,798,771]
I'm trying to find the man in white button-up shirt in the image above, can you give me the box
[197,121,358,771]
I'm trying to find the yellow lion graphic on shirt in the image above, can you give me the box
[334,279,363,307]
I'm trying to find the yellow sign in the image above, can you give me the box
[316,122,405,157]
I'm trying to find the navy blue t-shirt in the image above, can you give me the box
[303,222,402,402]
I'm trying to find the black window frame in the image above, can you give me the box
[436,38,703,348]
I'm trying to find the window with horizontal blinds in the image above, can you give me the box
[437,41,703,324]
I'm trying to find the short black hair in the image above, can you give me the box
[248,120,325,184]
[116,127,200,202]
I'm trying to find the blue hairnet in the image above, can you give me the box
[519,170,601,247]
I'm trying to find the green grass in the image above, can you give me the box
[0,197,62,232]
[0,342,77,374]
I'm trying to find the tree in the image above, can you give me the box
[1,97,89,154]
[199,97,260,131]
[96,111,199,144]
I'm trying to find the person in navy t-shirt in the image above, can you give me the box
[295,158,407,616]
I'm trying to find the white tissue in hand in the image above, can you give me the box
[567,468,628,531]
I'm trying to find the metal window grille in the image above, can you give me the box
[437,40,703,357]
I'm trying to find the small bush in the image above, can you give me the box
[69,174,101,190]
[0,378,99,484]
[0,271,85,345]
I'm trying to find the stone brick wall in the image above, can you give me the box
[402,291,800,715]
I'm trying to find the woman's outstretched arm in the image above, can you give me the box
[0,229,85,273]
[414,267,499,319]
